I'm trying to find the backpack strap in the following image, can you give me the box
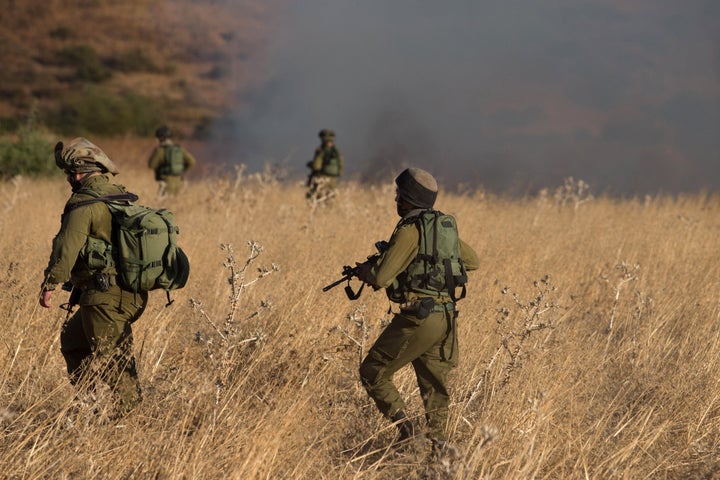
[431,210,440,264]
[444,258,467,302]
[65,191,138,212]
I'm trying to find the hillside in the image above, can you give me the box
[0,0,270,138]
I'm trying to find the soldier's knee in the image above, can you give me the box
[359,356,378,387]
[360,350,390,388]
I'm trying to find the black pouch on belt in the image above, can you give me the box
[93,272,111,292]
[401,297,435,320]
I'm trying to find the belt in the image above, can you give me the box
[76,273,118,291]
[399,299,455,311]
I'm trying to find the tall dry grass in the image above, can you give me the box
[0,144,718,479]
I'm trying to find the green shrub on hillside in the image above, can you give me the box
[0,124,55,179]
[0,117,20,132]
[58,44,112,83]
[44,86,162,136]
[49,26,73,40]
[106,48,160,73]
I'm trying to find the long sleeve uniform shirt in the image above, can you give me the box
[42,175,121,291]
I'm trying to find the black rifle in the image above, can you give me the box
[323,241,389,300]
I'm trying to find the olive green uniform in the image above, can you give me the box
[148,139,197,196]
[42,174,147,414]
[359,209,478,440]
[307,145,343,201]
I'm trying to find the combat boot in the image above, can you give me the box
[391,410,418,443]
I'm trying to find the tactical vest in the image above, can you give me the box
[157,144,185,177]
[387,210,468,303]
[320,147,341,176]
[65,191,119,277]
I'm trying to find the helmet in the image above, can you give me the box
[155,125,172,139]
[395,167,438,208]
[54,137,120,175]
[318,129,336,141]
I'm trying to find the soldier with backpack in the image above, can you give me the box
[39,138,148,417]
[306,128,343,202]
[148,125,196,196]
[355,167,479,453]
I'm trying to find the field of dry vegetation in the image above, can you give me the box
[0,139,718,479]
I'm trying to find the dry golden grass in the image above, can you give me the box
[0,142,718,479]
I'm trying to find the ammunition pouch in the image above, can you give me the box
[400,297,436,320]
[83,236,114,270]
[80,273,117,292]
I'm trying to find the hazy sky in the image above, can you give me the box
[210,0,719,194]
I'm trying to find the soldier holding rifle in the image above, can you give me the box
[348,167,479,451]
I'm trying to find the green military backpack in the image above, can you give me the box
[321,147,341,176]
[162,144,185,176]
[388,210,468,303]
[73,190,190,304]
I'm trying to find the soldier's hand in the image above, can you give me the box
[39,290,54,308]
[355,261,372,283]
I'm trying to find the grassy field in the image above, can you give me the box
[0,139,718,479]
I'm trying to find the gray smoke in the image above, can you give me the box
[206,0,720,195]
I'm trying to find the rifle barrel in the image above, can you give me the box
[322,275,351,292]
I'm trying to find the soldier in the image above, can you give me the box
[356,167,479,452]
[147,125,196,197]
[39,138,148,417]
[306,129,343,202]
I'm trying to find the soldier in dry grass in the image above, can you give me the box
[356,167,479,451]
[306,128,343,202]
[39,138,147,417]
[148,125,197,197]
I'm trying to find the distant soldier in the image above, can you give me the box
[148,125,196,196]
[306,129,343,202]
[40,138,148,417]
[356,167,479,453]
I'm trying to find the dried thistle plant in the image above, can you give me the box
[188,241,278,402]
[553,176,594,210]
[600,261,640,332]
[248,161,289,189]
[464,275,560,414]
[496,275,559,389]
[222,241,279,327]
[324,305,372,376]
[1,176,23,212]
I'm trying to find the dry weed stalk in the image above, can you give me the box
[1,176,23,212]
[496,275,559,389]
[306,178,339,212]
[533,177,593,226]
[553,176,594,210]
[601,261,640,332]
[464,275,560,416]
[248,162,288,188]
[325,305,374,399]
[189,241,278,402]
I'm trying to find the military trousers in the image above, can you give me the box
[60,285,147,415]
[157,175,183,196]
[306,175,338,202]
[359,305,458,440]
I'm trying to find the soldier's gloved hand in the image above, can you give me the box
[355,261,372,284]
[39,290,54,308]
